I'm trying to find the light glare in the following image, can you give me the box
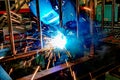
[51,32,66,49]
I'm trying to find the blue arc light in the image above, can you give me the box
[51,32,67,49]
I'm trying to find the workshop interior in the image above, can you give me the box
[0,0,120,80]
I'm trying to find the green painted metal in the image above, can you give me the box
[96,4,118,22]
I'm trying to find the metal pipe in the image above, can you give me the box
[5,0,16,55]
[36,0,43,48]
[101,0,105,30]
[112,0,115,30]
[76,0,80,38]
[58,0,63,27]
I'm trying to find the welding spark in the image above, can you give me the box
[50,32,67,49]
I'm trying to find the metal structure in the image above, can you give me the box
[5,0,16,55]
[0,0,27,29]
[0,0,120,80]
[17,56,93,80]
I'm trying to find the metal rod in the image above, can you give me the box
[3,15,21,24]
[76,0,80,38]
[0,48,51,63]
[31,66,40,80]
[72,71,77,80]
[65,59,76,80]
[89,72,93,79]
[5,0,16,55]
[36,0,43,48]
[14,0,27,13]
[65,48,72,58]
[46,60,51,70]
[9,68,13,75]
[91,0,95,20]
[0,1,16,22]
[58,0,63,27]
[46,51,53,70]
[58,51,61,58]
[89,0,94,56]
[101,0,105,30]
[10,11,22,18]
[17,0,20,9]
[112,0,115,30]
[90,0,94,35]
[36,0,40,32]
[0,0,27,29]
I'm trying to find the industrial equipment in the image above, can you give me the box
[0,0,120,80]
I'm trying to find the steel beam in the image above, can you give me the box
[17,56,93,80]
